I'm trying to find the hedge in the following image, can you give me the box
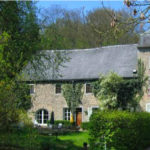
[89,111,150,150]
[81,122,90,130]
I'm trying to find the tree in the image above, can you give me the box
[0,1,40,129]
[0,1,40,80]
[40,6,138,49]
[87,8,139,46]
[104,1,150,31]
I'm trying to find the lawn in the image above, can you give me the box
[0,128,89,150]
[58,131,89,147]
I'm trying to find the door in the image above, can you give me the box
[76,108,82,126]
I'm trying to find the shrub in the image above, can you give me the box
[89,111,150,150]
[81,122,90,130]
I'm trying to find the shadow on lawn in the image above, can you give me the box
[0,139,83,150]
[0,135,84,150]
[41,138,83,150]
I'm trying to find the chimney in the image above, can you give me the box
[138,30,150,48]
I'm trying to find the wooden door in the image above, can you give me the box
[76,109,82,126]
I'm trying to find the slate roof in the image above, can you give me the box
[23,44,138,81]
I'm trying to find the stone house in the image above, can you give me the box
[24,31,150,126]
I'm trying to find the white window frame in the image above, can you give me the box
[85,83,92,94]
[55,84,61,94]
[63,108,71,121]
[35,109,49,125]
[29,84,35,94]
[146,103,150,112]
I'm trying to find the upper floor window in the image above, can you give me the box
[30,84,34,94]
[56,84,61,94]
[86,83,92,93]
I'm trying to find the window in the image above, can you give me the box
[86,83,92,93]
[56,84,61,94]
[63,108,71,120]
[30,84,34,94]
[36,109,49,124]
[146,103,150,112]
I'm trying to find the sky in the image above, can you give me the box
[36,1,126,12]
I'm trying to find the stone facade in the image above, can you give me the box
[28,83,99,125]
[138,49,150,111]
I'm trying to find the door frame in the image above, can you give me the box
[76,107,83,125]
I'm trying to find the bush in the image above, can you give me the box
[89,111,150,150]
[81,122,90,130]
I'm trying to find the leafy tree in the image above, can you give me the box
[40,6,138,49]
[0,1,40,129]
[0,1,40,79]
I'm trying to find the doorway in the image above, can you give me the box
[76,108,82,126]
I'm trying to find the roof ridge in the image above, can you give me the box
[43,44,138,52]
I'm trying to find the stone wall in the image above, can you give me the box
[138,49,150,111]
[28,83,99,123]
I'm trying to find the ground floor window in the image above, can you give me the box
[36,109,49,124]
[63,108,71,120]
[146,103,150,112]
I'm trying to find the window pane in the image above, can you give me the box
[30,85,34,94]
[36,109,48,124]
[63,108,71,120]
[56,84,61,94]
[86,84,92,93]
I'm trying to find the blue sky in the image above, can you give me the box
[36,1,126,12]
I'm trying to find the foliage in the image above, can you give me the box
[0,81,19,131]
[0,1,40,130]
[50,111,55,125]
[0,127,88,150]
[81,122,90,130]
[62,83,83,115]
[18,109,32,127]
[93,59,148,110]
[89,110,150,150]
[96,72,123,110]
[40,6,138,50]
[0,1,40,80]
[13,82,32,111]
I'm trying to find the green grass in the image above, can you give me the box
[58,131,89,147]
[0,128,89,150]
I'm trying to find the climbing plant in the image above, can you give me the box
[62,83,83,119]
[92,59,148,111]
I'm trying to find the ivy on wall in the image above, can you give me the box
[62,83,83,115]
[92,59,148,111]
